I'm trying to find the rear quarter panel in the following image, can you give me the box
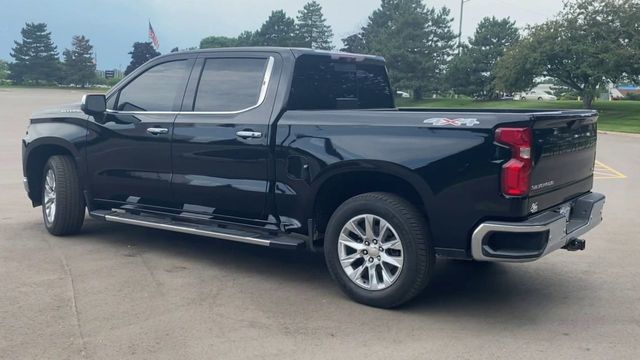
[274,110,531,255]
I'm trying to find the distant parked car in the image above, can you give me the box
[517,91,557,101]
[396,91,410,98]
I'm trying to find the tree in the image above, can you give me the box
[62,35,96,86]
[340,34,366,53]
[199,2,335,50]
[359,0,456,99]
[253,10,300,47]
[124,42,160,75]
[200,35,239,49]
[296,1,334,49]
[446,17,519,99]
[0,60,9,82]
[9,22,60,84]
[236,31,257,46]
[494,0,640,108]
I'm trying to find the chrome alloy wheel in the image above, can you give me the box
[43,169,56,223]
[338,214,404,291]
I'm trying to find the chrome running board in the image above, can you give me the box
[90,210,304,249]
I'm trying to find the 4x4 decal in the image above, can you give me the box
[423,118,479,126]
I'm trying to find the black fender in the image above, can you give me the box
[307,159,435,225]
[22,119,88,205]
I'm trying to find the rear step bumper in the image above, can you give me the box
[90,210,305,250]
[471,192,605,262]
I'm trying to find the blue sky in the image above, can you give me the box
[1,0,564,70]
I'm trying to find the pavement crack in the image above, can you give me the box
[43,237,88,359]
[139,251,163,292]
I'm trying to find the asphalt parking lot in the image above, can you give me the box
[1,88,638,359]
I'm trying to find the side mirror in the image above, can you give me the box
[81,94,106,116]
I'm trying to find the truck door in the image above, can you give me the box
[171,52,281,223]
[86,57,195,209]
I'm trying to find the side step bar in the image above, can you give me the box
[90,210,305,250]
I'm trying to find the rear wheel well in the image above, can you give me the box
[26,145,74,205]
[313,172,427,240]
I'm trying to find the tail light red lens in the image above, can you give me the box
[495,127,532,197]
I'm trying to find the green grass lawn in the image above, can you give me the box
[397,98,640,134]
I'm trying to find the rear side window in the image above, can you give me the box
[289,55,394,110]
[193,58,268,112]
[116,60,191,112]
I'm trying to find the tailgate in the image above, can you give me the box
[528,111,598,209]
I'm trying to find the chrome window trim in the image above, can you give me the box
[106,56,275,116]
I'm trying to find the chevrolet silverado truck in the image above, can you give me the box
[22,48,605,307]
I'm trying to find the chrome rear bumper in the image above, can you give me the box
[471,192,605,262]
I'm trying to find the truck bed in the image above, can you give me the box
[277,107,598,257]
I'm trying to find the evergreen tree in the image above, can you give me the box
[296,1,334,50]
[360,0,456,99]
[253,10,300,47]
[0,60,9,82]
[446,17,519,99]
[124,42,160,75]
[340,34,366,53]
[10,22,60,84]
[62,35,96,87]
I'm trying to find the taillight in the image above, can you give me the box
[495,127,532,197]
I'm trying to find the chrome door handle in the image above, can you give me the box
[146,127,169,135]
[236,131,262,139]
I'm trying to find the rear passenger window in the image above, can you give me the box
[117,60,191,112]
[288,55,394,110]
[194,58,269,112]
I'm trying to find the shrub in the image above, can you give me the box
[624,93,640,101]
[560,94,578,100]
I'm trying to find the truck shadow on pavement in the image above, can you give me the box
[76,217,584,323]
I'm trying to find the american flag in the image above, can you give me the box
[148,21,159,49]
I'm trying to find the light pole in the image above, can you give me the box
[458,0,472,54]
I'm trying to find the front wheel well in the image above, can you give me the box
[26,145,74,206]
[313,171,427,240]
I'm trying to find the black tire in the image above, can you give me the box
[324,192,435,308]
[42,155,85,235]
[537,97,544,101]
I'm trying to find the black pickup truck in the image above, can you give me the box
[22,48,605,307]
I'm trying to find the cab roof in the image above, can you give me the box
[164,47,386,63]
